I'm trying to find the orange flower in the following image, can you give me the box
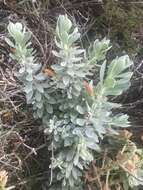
[43,68,55,77]
[10,48,16,53]
[0,170,8,188]
[83,81,94,96]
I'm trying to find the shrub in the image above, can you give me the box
[6,14,141,190]
[85,131,143,190]
[90,0,143,55]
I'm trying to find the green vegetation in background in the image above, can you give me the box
[93,0,143,55]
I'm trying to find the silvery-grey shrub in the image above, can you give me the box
[6,15,134,190]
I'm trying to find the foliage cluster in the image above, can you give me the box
[93,0,143,55]
[5,14,143,190]
[85,130,143,190]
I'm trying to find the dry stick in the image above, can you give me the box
[6,171,50,190]
[0,159,20,170]
[11,131,46,160]
[106,170,110,190]
[49,142,54,185]
[40,17,53,68]
[102,148,108,169]
[92,163,103,190]
[24,143,46,161]
[27,27,46,64]
[7,186,15,190]
[87,184,92,190]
